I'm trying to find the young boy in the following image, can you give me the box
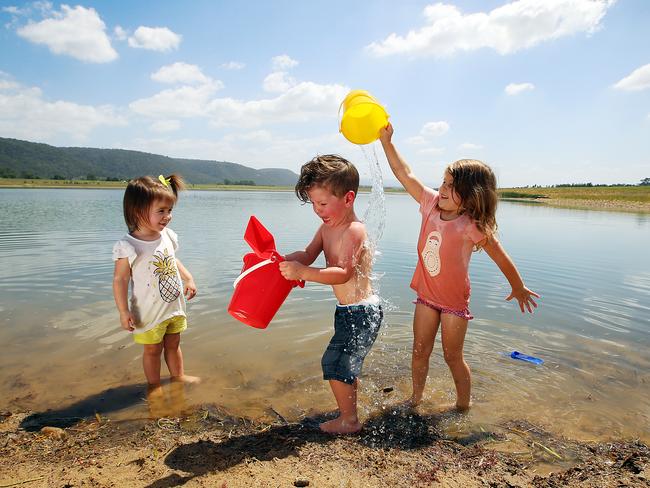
[279,154,382,434]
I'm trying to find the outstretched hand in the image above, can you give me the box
[506,286,540,313]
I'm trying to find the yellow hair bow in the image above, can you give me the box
[158,175,171,188]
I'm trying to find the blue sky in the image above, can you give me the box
[0,0,648,187]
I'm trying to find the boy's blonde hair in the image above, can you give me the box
[446,159,498,242]
[295,154,359,203]
[123,174,185,232]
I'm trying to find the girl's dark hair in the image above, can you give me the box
[295,154,359,203]
[123,174,185,232]
[446,159,498,243]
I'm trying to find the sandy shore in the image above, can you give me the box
[1,404,648,487]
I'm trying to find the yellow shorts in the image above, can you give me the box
[133,315,187,345]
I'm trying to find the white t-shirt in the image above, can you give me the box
[112,227,186,333]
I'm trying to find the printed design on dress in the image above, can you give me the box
[151,248,181,302]
[422,230,442,277]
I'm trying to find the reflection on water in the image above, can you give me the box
[0,188,649,445]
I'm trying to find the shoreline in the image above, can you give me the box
[2,180,649,214]
[500,197,650,213]
[1,405,647,487]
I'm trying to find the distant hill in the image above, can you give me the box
[0,137,299,186]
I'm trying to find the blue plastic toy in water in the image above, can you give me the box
[510,351,544,365]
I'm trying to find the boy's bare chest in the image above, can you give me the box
[321,228,346,265]
[322,241,342,266]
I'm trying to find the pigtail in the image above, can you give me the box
[163,173,186,197]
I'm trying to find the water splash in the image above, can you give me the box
[360,144,386,248]
[358,144,399,370]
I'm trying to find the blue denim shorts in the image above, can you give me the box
[321,302,383,385]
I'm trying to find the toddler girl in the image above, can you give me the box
[112,174,199,397]
[380,124,539,410]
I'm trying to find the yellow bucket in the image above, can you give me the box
[339,90,389,145]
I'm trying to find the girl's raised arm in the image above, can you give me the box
[379,123,426,204]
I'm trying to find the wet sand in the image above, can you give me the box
[2,399,649,487]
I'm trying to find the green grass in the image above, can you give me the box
[498,190,547,199]
[0,178,127,188]
[498,186,650,204]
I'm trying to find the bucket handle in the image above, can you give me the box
[233,258,274,289]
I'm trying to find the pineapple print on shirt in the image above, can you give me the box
[151,249,182,302]
[422,231,442,277]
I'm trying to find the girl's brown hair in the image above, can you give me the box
[295,154,359,203]
[446,159,498,244]
[123,174,185,233]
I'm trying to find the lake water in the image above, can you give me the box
[1,187,649,446]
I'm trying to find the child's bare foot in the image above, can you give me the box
[436,402,471,414]
[146,384,167,419]
[171,375,201,384]
[167,381,188,416]
[319,416,362,435]
[455,403,471,413]
[394,395,421,411]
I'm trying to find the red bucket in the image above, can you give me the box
[228,252,294,329]
[228,216,303,329]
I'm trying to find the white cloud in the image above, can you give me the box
[0,78,19,90]
[0,75,126,142]
[125,130,350,170]
[130,57,347,137]
[263,55,300,93]
[149,119,180,133]
[129,81,223,118]
[263,71,297,93]
[221,61,245,70]
[16,5,117,63]
[113,25,127,41]
[367,0,615,58]
[3,4,40,16]
[131,65,347,128]
[128,26,181,52]
[418,147,445,156]
[505,82,535,95]
[405,121,449,146]
[205,81,348,128]
[421,121,449,137]
[459,142,483,150]
[272,54,298,70]
[151,62,210,85]
[613,63,650,91]
[406,135,427,145]
[2,6,24,15]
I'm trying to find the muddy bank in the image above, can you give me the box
[1,404,648,487]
